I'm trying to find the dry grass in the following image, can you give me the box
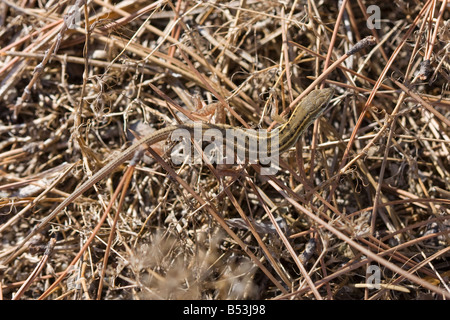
[0,0,449,300]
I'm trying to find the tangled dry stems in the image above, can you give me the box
[0,1,449,300]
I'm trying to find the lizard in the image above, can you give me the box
[10,88,334,252]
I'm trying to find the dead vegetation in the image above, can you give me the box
[0,0,449,300]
